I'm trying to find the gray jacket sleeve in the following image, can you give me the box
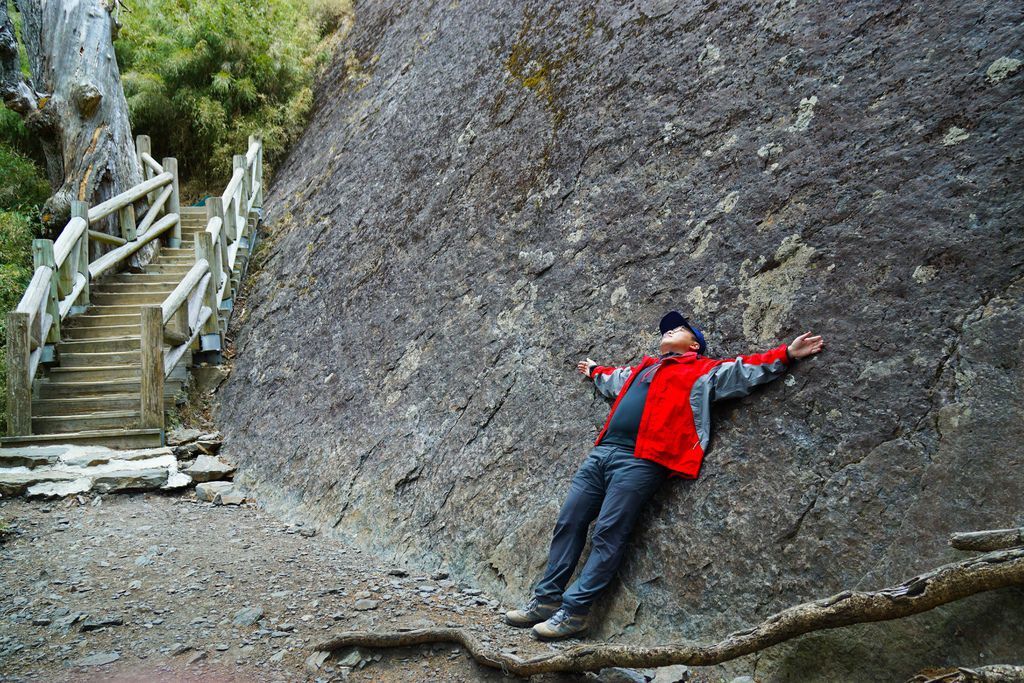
[592,365,633,399]
[710,351,789,401]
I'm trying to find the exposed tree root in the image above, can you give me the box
[910,664,1024,682]
[316,547,1024,677]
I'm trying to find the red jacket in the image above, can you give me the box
[589,344,790,478]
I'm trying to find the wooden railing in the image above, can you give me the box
[139,134,263,433]
[5,134,264,438]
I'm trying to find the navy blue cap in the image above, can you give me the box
[659,311,707,355]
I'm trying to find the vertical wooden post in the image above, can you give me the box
[248,134,263,210]
[32,239,61,343]
[195,232,222,337]
[119,203,137,241]
[235,153,250,215]
[162,157,181,247]
[136,135,156,206]
[204,198,225,300]
[223,193,237,242]
[71,201,90,308]
[7,311,31,435]
[140,305,164,430]
[136,135,152,179]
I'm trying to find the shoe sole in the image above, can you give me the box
[505,617,544,628]
[531,628,589,641]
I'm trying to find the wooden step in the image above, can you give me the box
[58,337,139,354]
[37,377,183,399]
[149,257,195,266]
[64,324,141,340]
[78,304,160,316]
[91,292,172,306]
[64,313,140,327]
[109,273,186,284]
[34,393,143,416]
[140,265,194,275]
[1,428,163,449]
[94,282,180,295]
[59,349,141,367]
[46,365,142,382]
[32,409,140,434]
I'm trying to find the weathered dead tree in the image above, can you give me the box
[0,0,142,234]
[317,534,1024,677]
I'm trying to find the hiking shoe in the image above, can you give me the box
[504,598,560,627]
[531,607,588,640]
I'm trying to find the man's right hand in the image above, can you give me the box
[577,358,597,377]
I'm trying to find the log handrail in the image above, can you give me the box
[87,172,172,222]
[52,217,87,267]
[161,259,209,325]
[88,213,178,279]
[140,151,163,174]
[5,133,264,438]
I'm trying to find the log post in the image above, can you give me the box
[32,239,61,344]
[204,197,225,301]
[136,135,150,173]
[71,201,90,309]
[6,311,31,435]
[119,202,137,241]
[162,156,181,247]
[223,190,238,243]
[195,231,223,342]
[249,134,263,210]
[235,153,251,216]
[140,305,164,430]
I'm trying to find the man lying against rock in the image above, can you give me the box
[505,311,825,640]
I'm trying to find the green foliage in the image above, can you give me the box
[0,143,51,211]
[118,0,351,193]
[0,208,39,434]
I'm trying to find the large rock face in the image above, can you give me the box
[219,2,1024,679]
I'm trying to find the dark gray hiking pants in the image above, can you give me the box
[533,444,670,614]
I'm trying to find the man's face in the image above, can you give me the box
[659,326,699,354]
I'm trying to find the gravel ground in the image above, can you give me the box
[0,492,640,683]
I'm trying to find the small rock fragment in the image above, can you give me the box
[305,650,330,673]
[80,615,124,632]
[167,428,202,445]
[184,455,236,483]
[195,481,233,502]
[74,652,120,667]
[232,606,264,627]
[353,599,379,611]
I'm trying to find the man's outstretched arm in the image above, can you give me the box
[711,332,825,401]
[577,357,633,399]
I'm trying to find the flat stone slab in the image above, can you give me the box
[26,477,93,499]
[60,446,173,468]
[1,452,182,498]
[163,472,193,490]
[167,428,202,446]
[92,468,169,493]
[0,469,80,496]
[0,446,66,469]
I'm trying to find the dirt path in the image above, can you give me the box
[0,493,635,682]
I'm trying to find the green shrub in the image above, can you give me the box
[0,142,51,211]
[117,0,351,193]
[0,209,38,434]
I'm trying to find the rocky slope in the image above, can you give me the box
[218,2,1024,679]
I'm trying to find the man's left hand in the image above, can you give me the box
[788,332,825,360]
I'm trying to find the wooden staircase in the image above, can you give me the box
[2,207,249,449]
[4,135,262,449]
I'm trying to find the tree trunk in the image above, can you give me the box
[0,0,141,236]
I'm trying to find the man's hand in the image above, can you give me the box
[788,332,825,360]
[577,358,597,377]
